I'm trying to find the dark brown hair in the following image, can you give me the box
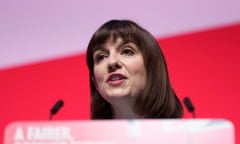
[86,19,183,119]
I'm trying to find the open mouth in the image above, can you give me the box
[107,74,127,81]
[107,74,127,85]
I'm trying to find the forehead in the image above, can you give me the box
[93,36,127,53]
[104,37,123,48]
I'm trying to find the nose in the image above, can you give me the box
[107,55,121,73]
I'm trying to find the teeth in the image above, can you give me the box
[111,76,121,81]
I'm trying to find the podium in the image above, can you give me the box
[4,119,235,144]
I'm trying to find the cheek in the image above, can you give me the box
[93,66,105,86]
[128,59,146,76]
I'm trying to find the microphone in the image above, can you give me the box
[183,97,196,118]
[49,99,64,120]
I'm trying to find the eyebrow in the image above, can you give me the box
[93,40,131,53]
[118,40,131,48]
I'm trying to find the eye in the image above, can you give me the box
[121,48,134,56]
[94,53,107,63]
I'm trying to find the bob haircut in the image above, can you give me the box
[86,19,183,119]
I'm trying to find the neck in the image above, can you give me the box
[111,98,139,119]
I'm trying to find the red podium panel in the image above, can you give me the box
[4,119,235,144]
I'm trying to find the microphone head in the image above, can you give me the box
[51,100,64,115]
[183,97,195,112]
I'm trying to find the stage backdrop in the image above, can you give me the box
[0,0,239,143]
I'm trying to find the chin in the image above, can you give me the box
[106,94,128,98]
[103,92,130,99]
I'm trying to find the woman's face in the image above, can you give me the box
[93,37,147,103]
